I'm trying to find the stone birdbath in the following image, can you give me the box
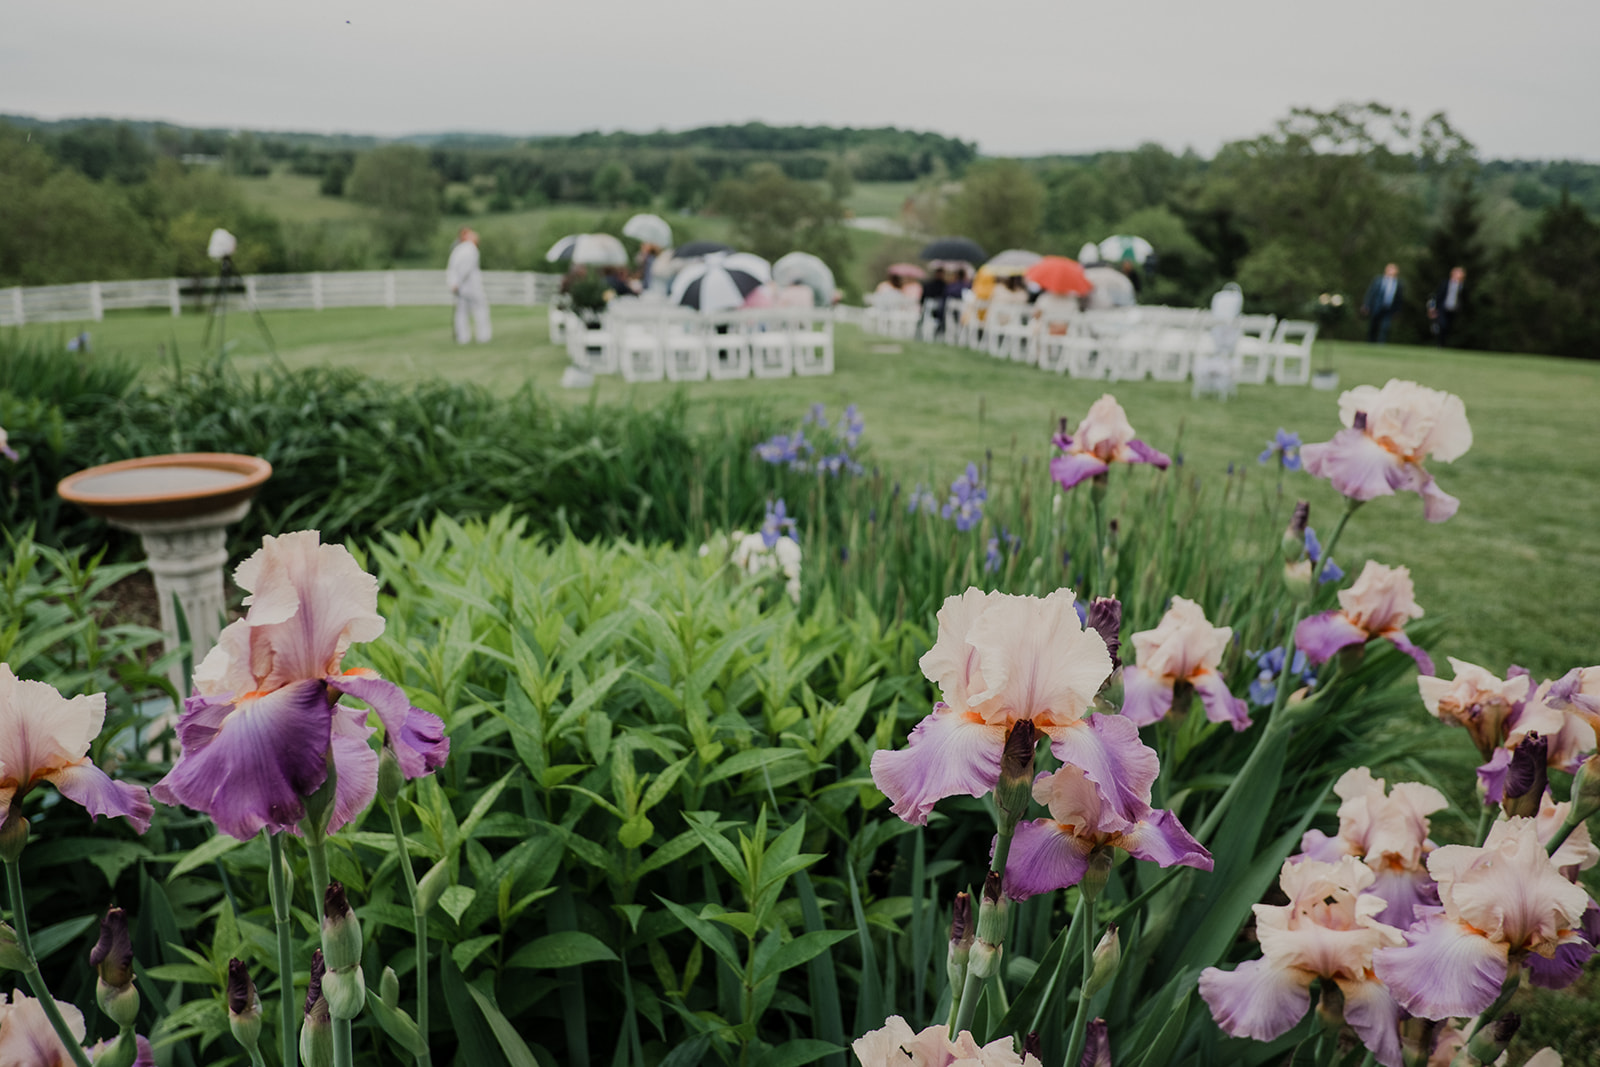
[58,453,272,698]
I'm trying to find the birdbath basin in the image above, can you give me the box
[59,453,272,696]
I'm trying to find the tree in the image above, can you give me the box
[592,161,632,205]
[709,163,852,292]
[664,153,709,211]
[940,159,1044,254]
[345,145,440,257]
[320,156,350,197]
[1484,193,1600,358]
[1417,177,1493,348]
[825,158,855,203]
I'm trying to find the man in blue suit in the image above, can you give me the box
[1361,263,1403,344]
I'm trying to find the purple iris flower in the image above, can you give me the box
[906,484,939,515]
[1248,646,1315,706]
[760,499,797,548]
[1259,428,1302,471]
[1303,528,1344,584]
[842,403,864,448]
[803,402,828,428]
[942,463,987,531]
[153,531,448,840]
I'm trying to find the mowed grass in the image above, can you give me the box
[11,305,1598,677]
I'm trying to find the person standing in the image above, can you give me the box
[1361,262,1403,344]
[446,228,491,344]
[1428,266,1467,347]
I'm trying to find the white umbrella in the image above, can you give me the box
[546,233,628,267]
[1078,242,1102,265]
[622,213,672,248]
[1099,235,1154,266]
[670,252,772,311]
[1084,266,1137,309]
[983,249,1043,277]
[772,252,835,308]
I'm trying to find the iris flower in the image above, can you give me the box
[1050,394,1171,490]
[0,991,86,1066]
[851,1015,1042,1067]
[153,531,449,840]
[1295,561,1432,675]
[871,589,1150,827]
[0,665,152,833]
[942,463,986,531]
[1525,792,1600,990]
[1297,768,1447,930]
[1417,659,1560,762]
[1373,817,1591,1019]
[760,499,796,548]
[1259,428,1302,470]
[1121,597,1250,731]
[1299,380,1471,522]
[0,425,15,462]
[1004,723,1212,900]
[1199,856,1406,1067]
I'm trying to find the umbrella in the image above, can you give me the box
[887,262,927,280]
[623,213,672,248]
[670,252,772,311]
[1025,256,1091,295]
[1099,235,1154,266]
[1078,242,1102,265]
[773,252,836,307]
[920,237,986,264]
[674,240,735,258]
[547,233,628,267]
[1084,266,1137,308]
[983,249,1043,277]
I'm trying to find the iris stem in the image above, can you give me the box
[3,860,95,1067]
[268,834,299,1067]
[333,1016,354,1067]
[1546,814,1582,857]
[386,796,433,1067]
[1089,487,1109,596]
[1475,804,1494,848]
[951,826,1017,1037]
[248,1047,269,1067]
[303,834,355,1067]
[1063,896,1097,1067]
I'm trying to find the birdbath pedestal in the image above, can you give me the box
[58,453,272,698]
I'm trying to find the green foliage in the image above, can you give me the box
[664,153,711,211]
[1482,192,1600,359]
[346,144,442,257]
[940,159,1044,255]
[709,163,853,283]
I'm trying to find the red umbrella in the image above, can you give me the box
[887,262,928,280]
[1025,256,1092,295]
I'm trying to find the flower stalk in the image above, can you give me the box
[1064,850,1113,1067]
[4,855,96,1067]
[386,782,434,1067]
[267,833,300,1067]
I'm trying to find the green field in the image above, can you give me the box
[10,305,1598,679]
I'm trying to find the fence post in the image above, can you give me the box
[524,272,535,306]
[89,281,105,321]
[9,287,23,326]
[385,272,396,309]
[245,276,258,310]
[312,272,324,311]
[170,279,182,317]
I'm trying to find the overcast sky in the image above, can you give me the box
[4,0,1598,160]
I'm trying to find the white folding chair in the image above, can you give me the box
[547,302,570,346]
[791,310,835,376]
[565,314,617,375]
[662,309,709,381]
[706,314,751,379]
[1268,321,1317,385]
[618,312,665,383]
[745,310,794,378]
[1231,314,1277,384]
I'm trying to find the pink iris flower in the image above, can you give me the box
[1049,394,1171,490]
[0,665,152,833]
[1418,658,1561,764]
[1294,561,1432,675]
[872,588,1157,827]
[1545,666,1600,766]
[1199,856,1407,1067]
[1372,817,1591,1019]
[1299,380,1471,522]
[1003,737,1212,900]
[88,1034,155,1066]
[153,531,449,840]
[0,991,86,1066]
[1297,768,1446,930]
[1121,597,1250,731]
[0,425,16,462]
[1525,793,1600,990]
[851,1014,1042,1067]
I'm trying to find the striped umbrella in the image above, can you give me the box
[546,233,628,267]
[674,240,735,259]
[1098,235,1154,266]
[669,253,772,311]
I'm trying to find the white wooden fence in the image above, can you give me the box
[0,271,563,327]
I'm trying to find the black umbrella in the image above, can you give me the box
[920,237,987,264]
[674,240,735,258]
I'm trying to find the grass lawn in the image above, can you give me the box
[11,305,1597,678]
[845,181,920,219]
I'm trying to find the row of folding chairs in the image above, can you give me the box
[863,297,1317,389]
[553,305,835,382]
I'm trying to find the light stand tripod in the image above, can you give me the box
[200,255,278,357]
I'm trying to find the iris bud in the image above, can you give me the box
[322,965,367,1021]
[1464,1012,1519,1064]
[0,810,29,863]
[1502,735,1549,819]
[1086,597,1122,671]
[1283,501,1310,563]
[1084,925,1121,997]
[417,860,450,915]
[378,747,404,805]
[91,908,139,1028]
[995,723,1038,831]
[1571,755,1600,826]
[322,882,364,971]
[0,924,28,971]
[301,951,333,1067]
[227,958,262,1053]
[380,966,401,1010]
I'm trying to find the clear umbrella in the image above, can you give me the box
[983,249,1043,277]
[546,233,629,267]
[773,252,836,308]
[623,214,672,248]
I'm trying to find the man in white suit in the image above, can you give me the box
[446,228,491,343]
